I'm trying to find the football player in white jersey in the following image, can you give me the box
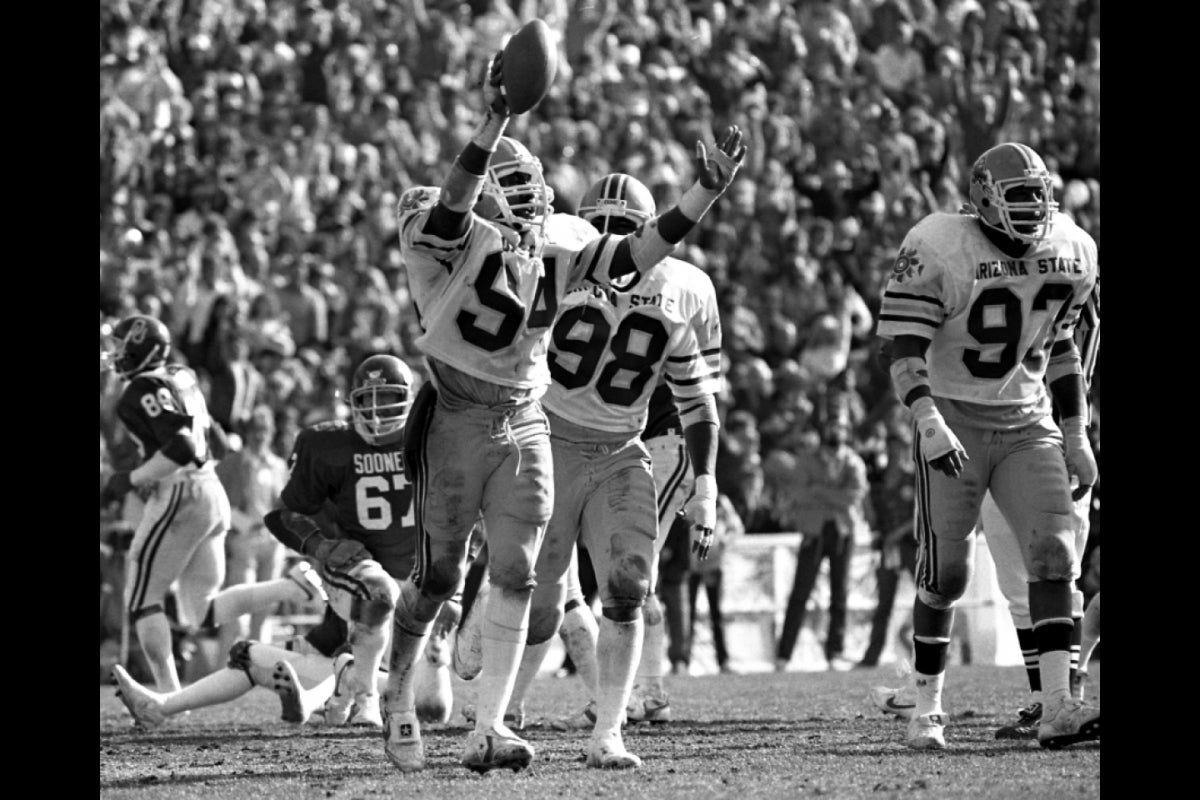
[476,174,723,767]
[383,51,745,774]
[875,142,1100,750]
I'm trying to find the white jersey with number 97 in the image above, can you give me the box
[876,212,1097,421]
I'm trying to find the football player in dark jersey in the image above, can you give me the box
[103,315,325,701]
[262,354,457,728]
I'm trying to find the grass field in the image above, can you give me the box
[100,663,1100,800]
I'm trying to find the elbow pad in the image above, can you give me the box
[628,220,678,272]
[889,356,932,407]
[677,394,720,430]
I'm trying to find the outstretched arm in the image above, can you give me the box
[423,53,512,241]
[597,126,748,282]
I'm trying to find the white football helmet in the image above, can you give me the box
[968,142,1058,246]
[578,173,657,235]
[475,137,553,236]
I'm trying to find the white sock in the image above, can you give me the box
[508,639,552,716]
[1040,650,1072,702]
[350,622,388,697]
[210,579,310,626]
[559,603,600,702]
[474,586,531,732]
[636,595,667,695]
[593,615,643,739]
[163,669,253,716]
[913,671,945,717]
[135,613,182,694]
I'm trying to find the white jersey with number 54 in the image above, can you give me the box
[876,212,1098,415]
[399,208,599,390]
[542,253,722,435]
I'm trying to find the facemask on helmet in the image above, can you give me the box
[103,315,171,379]
[475,137,553,237]
[350,355,414,447]
[579,173,657,235]
[968,142,1058,246]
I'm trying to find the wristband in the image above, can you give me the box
[692,473,717,500]
[677,182,720,222]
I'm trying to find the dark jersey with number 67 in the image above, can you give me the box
[281,420,417,580]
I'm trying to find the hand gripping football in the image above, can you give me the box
[501,19,558,114]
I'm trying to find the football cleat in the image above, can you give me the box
[286,561,327,604]
[382,706,425,772]
[906,712,948,750]
[460,701,526,730]
[870,660,917,720]
[870,684,917,720]
[271,660,326,724]
[349,692,383,729]
[452,582,487,681]
[461,726,535,774]
[111,665,168,729]
[323,652,356,725]
[995,701,1042,740]
[586,732,642,769]
[550,701,597,732]
[1037,697,1099,750]
[625,686,671,725]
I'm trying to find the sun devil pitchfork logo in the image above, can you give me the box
[891,247,924,284]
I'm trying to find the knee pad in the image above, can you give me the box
[917,586,958,612]
[605,553,652,609]
[642,593,663,626]
[1029,529,1077,582]
[351,571,399,628]
[227,639,276,687]
[419,555,465,601]
[602,604,643,623]
[527,602,565,645]
[488,559,537,593]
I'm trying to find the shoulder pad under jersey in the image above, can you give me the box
[544,213,601,251]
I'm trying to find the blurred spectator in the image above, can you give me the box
[858,423,917,668]
[774,410,869,672]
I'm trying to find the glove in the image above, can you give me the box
[309,537,372,575]
[1061,417,1098,501]
[481,51,510,117]
[911,397,968,479]
[683,474,718,560]
[694,125,747,194]
[101,470,134,507]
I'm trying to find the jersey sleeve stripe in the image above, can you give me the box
[876,313,939,328]
[667,371,720,387]
[883,291,945,308]
[667,347,721,364]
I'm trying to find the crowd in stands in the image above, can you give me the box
[100,0,1101,664]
